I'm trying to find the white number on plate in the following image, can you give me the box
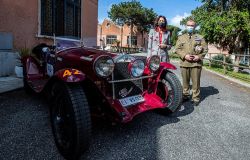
[119,95,144,107]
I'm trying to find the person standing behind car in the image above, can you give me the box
[175,19,208,106]
[147,15,171,62]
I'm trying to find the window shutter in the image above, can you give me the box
[41,0,81,38]
[41,0,54,36]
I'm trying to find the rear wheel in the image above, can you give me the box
[50,83,91,160]
[157,72,182,114]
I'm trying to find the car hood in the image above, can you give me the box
[57,47,114,58]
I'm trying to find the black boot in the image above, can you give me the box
[191,100,200,106]
[182,95,190,102]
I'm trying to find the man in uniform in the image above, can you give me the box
[175,19,208,106]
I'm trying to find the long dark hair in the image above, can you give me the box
[154,15,167,29]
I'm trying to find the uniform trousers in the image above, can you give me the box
[180,66,202,102]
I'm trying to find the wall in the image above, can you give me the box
[0,0,98,50]
[0,0,40,49]
[97,19,148,48]
[0,52,19,76]
[82,0,98,47]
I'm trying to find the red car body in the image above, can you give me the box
[23,46,178,122]
[22,40,182,159]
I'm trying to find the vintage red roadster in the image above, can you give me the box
[22,38,182,159]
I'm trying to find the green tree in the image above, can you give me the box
[181,0,250,72]
[108,0,157,47]
[167,25,181,46]
[136,8,157,47]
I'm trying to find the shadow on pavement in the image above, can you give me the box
[171,101,194,118]
[81,102,194,160]
[0,89,195,160]
[81,112,179,159]
[200,86,219,101]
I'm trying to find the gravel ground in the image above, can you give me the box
[0,64,250,160]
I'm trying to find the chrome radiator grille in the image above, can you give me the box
[113,62,143,99]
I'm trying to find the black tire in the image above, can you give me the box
[23,65,34,94]
[50,83,91,160]
[156,72,183,114]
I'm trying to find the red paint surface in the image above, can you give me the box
[23,46,179,123]
[108,92,166,123]
[55,69,86,83]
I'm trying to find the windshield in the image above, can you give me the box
[55,37,82,51]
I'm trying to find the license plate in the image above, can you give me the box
[119,95,144,107]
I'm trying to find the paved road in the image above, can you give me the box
[0,64,250,160]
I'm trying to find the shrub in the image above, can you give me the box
[19,48,30,58]
[15,48,30,67]
[211,54,232,70]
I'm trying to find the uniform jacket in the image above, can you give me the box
[175,33,208,67]
[147,28,171,62]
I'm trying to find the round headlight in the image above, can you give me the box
[130,59,145,77]
[148,55,160,72]
[94,56,114,77]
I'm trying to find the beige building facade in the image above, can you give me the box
[208,44,229,55]
[0,0,98,49]
[97,19,148,49]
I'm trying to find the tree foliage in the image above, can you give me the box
[136,7,158,33]
[108,0,157,47]
[181,0,250,54]
[167,25,181,46]
[108,0,157,28]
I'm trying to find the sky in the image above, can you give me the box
[98,0,202,29]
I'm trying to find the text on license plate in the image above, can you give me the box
[119,95,144,107]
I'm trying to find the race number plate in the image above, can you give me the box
[119,95,144,107]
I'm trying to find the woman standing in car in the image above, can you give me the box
[147,15,171,62]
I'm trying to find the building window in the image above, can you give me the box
[106,23,111,28]
[127,36,137,46]
[106,35,117,45]
[41,0,81,39]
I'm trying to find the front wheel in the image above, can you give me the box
[50,83,91,160]
[157,72,183,114]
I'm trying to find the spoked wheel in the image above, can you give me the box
[50,83,91,160]
[156,72,183,114]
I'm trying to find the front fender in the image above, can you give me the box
[147,62,178,94]
[157,62,177,79]
[160,62,177,70]
[54,68,86,83]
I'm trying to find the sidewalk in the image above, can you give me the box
[0,76,23,94]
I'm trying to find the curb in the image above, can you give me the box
[203,67,250,89]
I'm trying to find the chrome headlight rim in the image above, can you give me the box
[93,55,115,78]
[148,55,160,72]
[129,59,145,78]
